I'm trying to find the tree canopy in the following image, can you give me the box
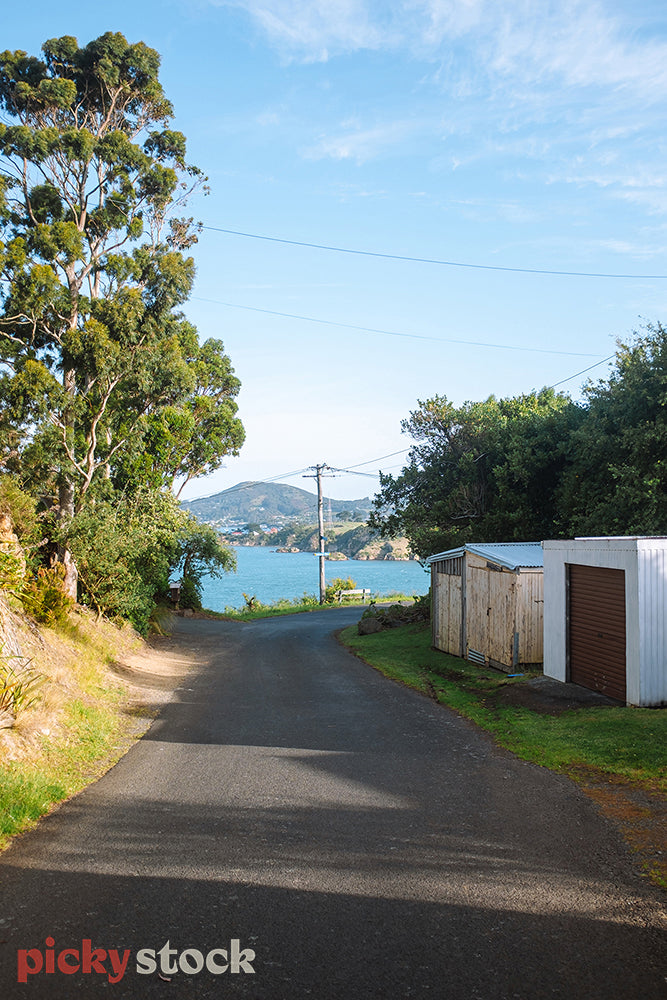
[0,33,242,612]
[558,322,667,536]
[0,33,244,515]
[370,325,667,558]
[370,388,581,556]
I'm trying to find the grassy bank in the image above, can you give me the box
[0,607,151,848]
[340,622,667,791]
[215,593,418,622]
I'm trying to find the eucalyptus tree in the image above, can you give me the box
[0,33,243,593]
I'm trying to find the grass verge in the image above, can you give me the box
[0,606,151,849]
[340,621,667,886]
[210,593,419,622]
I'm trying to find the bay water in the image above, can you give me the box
[200,545,429,612]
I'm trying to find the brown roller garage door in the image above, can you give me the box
[567,564,626,702]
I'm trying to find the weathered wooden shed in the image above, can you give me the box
[426,542,544,671]
[543,536,667,706]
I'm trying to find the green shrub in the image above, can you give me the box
[67,488,235,634]
[0,477,38,541]
[324,576,357,603]
[412,591,431,618]
[293,592,319,607]
[179,576,202,610]
[359,594,430,631]
[0,549,25,591]
[21,564,74,627]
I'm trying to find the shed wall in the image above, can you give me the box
[637,543,667,706]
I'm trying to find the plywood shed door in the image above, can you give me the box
[432,560,463,656]
[466,565,517,668]
[567,564,626,702]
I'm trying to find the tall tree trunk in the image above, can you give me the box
[57,367,78,602]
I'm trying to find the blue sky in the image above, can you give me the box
[5,1,667,499]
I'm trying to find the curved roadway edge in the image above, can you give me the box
[0,609,665,999]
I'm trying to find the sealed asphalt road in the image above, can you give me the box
[0,609,665,998]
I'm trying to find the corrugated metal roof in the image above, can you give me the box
[426,541,543,570]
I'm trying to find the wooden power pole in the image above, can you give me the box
[305,463,329,604]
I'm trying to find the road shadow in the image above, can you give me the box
[0,862,664,1000]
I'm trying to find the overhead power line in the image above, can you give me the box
[549,354,616,388]
[192,296,599,358]
[202,225,667,281]
[339,449,410,470]
[329,468,381,479]
[184,468,311,503]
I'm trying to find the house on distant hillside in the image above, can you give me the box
[425,542,544,672]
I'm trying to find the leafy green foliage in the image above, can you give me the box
[371,324,667,554]
[178,576,202,611]
[0,33,244,621]
[324,576,357,603]
[0,33,243,524]
[0,476,38,542]
[21,564,74,626]
[0,549,24,591]
[66,487,181,632]
[65,487,235,632]
[558,322,667,535]
[370,388,581,556]
[175,515,235,609]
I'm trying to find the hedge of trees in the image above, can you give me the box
[370,322,667,558]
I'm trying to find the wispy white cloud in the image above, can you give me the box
[256,109,283,126]
[303,120,419,162]
[593,237,667,260]
[487,1,667,97]
[205,1,667,222]
[211,0,667,100]
[553,164,667,215]
[332,183,389,199]
[211,0,401,61]
[411,0,486,43]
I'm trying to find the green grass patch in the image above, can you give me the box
[0,701,132,845]
[213,592,419,622]
[340,623,667,791]
[0,771,68,838]
[0,610,149,849]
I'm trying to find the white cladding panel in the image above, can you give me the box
[637,542,667,706]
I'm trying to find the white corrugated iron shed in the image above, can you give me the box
[543,536,667,706]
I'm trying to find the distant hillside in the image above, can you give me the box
[182,481,373,527]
